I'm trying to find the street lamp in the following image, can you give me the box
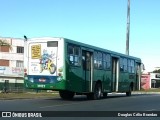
[24,35,28,41]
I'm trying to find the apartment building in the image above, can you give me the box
[0,37,24,91]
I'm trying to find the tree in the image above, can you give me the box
[0,39,12,50]
[152,69,160,73]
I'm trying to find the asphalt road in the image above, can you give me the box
[1,93,160,120]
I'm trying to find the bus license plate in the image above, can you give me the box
[37,85,45,88]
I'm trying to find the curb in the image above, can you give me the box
[132,92,160,94]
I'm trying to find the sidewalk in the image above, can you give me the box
[108,91,160,95]
[132,91,160,94]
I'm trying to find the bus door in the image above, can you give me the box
[82,50,93,92]
[111,57,119,92]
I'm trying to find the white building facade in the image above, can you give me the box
[0,37,24,91]
[150,73,160,88]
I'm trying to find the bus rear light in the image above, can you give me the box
[58,68,63,72]
[24,73,27,76]
[58,73,62,76]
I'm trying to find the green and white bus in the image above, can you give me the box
[24,37,142,100]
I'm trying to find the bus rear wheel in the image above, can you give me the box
[87,83,102,100]
[59,90,75,100]
[126,86,132,96]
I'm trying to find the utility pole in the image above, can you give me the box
[126,0,130,55]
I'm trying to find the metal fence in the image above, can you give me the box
[0,86,49,93]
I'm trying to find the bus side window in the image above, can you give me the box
[67,44,80,66]
[131,60,135,73]
[123,58,127,72]
[69,55,74,64]
[106,54,111,69]
[98,52,102,69]
[74,47,80,66]
[86,52,91,70]
[94,51,98,68]
[103,53,111,70]
[68,45,74,65]
[120,58,124,71]
[82,54,86,70]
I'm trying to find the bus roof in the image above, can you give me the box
[64,38,141,63]
[27,37,141,63]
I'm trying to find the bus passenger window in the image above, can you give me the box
[74,55,79,66]
[67,44,80,66]
[86,52,91,70]
[94,52,98,68]
[123,58,127,72]
[131,60,135,73]
[103,53,106,69]
[69,55,74,64]
[120,58,124,71]
[128,59,131,73]
[98,52,102,69]
[106,54,111,69]
[82,55,86,70]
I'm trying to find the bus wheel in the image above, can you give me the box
[126,86,132,96]
[86,83,102,100]
[103,93,108,98]
[94,83,102,100]
[59,90,75,100]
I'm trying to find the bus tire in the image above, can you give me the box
[86,83,102,100]
[93,83,102,100]
[59,90,74,100]
[126,86,132,96]
[87,83,102,100]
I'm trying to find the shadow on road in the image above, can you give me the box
[45,94,143,101]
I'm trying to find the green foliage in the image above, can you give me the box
[153,69,160,73]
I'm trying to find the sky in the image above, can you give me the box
[0,0,160,72]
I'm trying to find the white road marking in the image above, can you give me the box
[146,109,157,111]
[40,102,85,108]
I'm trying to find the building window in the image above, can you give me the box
[17,46,24,53]
[16,61,23,67]
[0,59,9,66]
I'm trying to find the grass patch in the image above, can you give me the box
[0,92,59,100]
[138,88,160,92]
